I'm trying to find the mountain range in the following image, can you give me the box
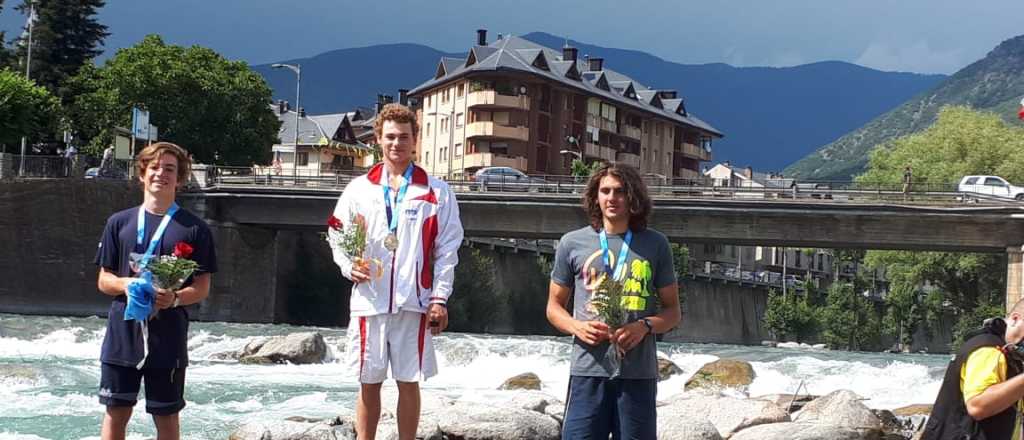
[785,35,1024,180]
[253,32,945,172]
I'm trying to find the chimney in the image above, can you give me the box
[375,94,385,114]
[383,94,394,104]
[477,29,487,46]
[589,57,604,71]
[277,100,287,114]
[298,107,306,117]
[562,45,578,62]
[398,89,409,106]
[658,90,677,99]
[744,166,753,179]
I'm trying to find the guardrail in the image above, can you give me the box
[201,166,1020,205]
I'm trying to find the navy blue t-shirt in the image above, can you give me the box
[94,205,217,369]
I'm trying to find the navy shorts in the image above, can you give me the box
[562,375,657,440]
[98,363,186,416]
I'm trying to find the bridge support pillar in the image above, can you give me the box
[1007,245,1024,312]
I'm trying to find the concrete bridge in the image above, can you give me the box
[5,179,1024,327]
[184,185,1024,310]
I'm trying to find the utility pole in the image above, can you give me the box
[19,0,35,178]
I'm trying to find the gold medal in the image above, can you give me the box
[384,233,399,252]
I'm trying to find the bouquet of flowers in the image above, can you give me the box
[589,273,629,378]
[146,242,200,291]
[326,213,383,279]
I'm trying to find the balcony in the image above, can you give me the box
[466,121,530,142]
[460,152,528,171]
[676,168,702,180]
[584,142,616,162]
[466,90,531,111]
[620,125,642,140]
[586,114,618,133]
[615,152,641,168]
[679,142,711,161]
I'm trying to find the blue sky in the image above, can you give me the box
[2,0,1023,74]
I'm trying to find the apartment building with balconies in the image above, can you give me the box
[409,30,723,179]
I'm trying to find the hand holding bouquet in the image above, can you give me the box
[146,242,200,291]
[589,273,629,378]
[326,213,383,279]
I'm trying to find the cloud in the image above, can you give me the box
[854,40,966,74]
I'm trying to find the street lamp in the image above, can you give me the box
[558,135,583,160]
[272,63,301,179]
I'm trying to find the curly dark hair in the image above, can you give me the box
[581,163,652,231]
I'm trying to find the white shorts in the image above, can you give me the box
[345,310,437,384]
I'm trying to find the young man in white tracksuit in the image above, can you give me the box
[330,103,464,440]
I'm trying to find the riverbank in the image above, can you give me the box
[0,313,944,439]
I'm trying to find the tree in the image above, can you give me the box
[571,158,602,179]
[13,0,108,101]
[0,68,58,148]
[819,282,880,350]
[763,289,819,343]
[858,106,1023,334]
[0,1,14,69]
[65,35,280,164]
[882,282,923,351]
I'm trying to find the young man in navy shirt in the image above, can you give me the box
[94,142,216,440]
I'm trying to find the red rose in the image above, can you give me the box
[327,214,344,230]
[173,241,194,259]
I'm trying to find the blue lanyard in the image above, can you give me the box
[383,164,414,233]
[599,229,633,281]
[136,203,179,268]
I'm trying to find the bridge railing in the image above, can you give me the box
[199,165,1018,205]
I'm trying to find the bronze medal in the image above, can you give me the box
[384,233,399,252]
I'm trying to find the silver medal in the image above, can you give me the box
[384,233,399,252]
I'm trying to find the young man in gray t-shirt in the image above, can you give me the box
[547,164,681,440]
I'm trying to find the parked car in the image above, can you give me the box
[471,167,549,192]
[84,166,126,180]
[958,175,1024,200]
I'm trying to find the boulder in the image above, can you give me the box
[658,356,684,381]
[730,422,872,440]
[753,393,818,414]
[239,332,328,365]
[892,404,932,417]
[657,412,723,440]
[229,419,355,440]
[0,365,40,383]
[792,390,881,433]
[685,359,756,393]
[420,401,560,440]
[660,393,789,438]
[499,372,541,390]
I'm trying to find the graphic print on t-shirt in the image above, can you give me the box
[579,249,654,320]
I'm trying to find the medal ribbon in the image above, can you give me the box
[136,203,179,269]
[383,164,415,235]
[599,229,633,281]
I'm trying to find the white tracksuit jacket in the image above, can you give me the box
[330,163,464,317]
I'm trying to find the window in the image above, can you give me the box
[426,122,432,137]
[441,117,448,133]
[795,251,802,267]
[426,95,432,107]
[700,136,713,152]
[964,177,978,184]
[296,152,309,166]
[457,83,465,96]
[440,147,447,161]
[985,177,1006,186]
[425,151,430,164]
[456,113,464,128]
[455,143,463,157]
